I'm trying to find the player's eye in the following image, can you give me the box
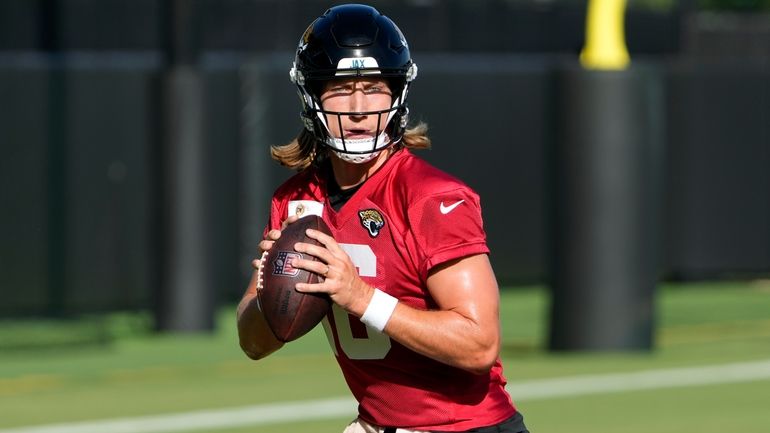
[365,84,390,95]
[329,84,353,94]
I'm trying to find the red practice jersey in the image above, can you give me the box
[265,149,517,431]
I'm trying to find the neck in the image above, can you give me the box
[330,148,394,189]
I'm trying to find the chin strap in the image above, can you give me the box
[326,131,391,164]
[333,149,382,164]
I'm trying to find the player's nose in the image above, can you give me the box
[348,90,367,114]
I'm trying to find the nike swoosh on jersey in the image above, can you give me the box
[439,200,465,214]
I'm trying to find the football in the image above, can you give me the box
[259,215,333,342]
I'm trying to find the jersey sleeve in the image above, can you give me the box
[262,196,285,239]
[407,186,489,280]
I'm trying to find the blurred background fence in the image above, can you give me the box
[1,0,769,319]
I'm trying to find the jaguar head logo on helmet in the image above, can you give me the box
[289,4,418,164]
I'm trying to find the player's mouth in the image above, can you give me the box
[344,129,374,139]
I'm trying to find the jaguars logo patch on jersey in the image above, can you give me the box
[358,209,385,238]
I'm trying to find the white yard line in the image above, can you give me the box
[507,358,770,400]
[3,359,770,433]
[0,397,357,433]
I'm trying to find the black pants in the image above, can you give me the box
[462,412,528,433]
[383,411,529,433]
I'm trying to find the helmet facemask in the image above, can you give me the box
[292,68,415,163]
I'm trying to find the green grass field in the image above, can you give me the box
[1,281,769,432]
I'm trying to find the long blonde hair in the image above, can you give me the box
[271,122,431,171]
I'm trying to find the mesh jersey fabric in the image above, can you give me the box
[265,149,517,431]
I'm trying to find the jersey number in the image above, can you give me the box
[322,243,392,360]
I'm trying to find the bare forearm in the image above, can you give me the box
[291,237,501,374]
[237,293,284,359]
[383,304,500,374]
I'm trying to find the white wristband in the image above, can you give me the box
[360,289,398,332]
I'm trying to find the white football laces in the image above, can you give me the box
[256,250,269,290]
[255,250,269,312]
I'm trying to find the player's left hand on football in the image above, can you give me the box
[292,228,373,316]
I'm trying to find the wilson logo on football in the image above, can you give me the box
[272,251,302,277]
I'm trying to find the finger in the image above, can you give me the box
[304,229,343,254]
[266,229,282,241]
[281,215,300,230]
[291,257,329,278]
[294,241,335,265]
[258,239,275,253]
[295,281,326,293]
[251,250,269,270]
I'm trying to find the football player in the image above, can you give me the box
[237,4,529,433]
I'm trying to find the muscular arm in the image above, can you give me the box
[383,254,501,374]
[294,228,501,375]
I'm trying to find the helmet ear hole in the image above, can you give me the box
[301,114,315,133]
[399,109,409,129]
